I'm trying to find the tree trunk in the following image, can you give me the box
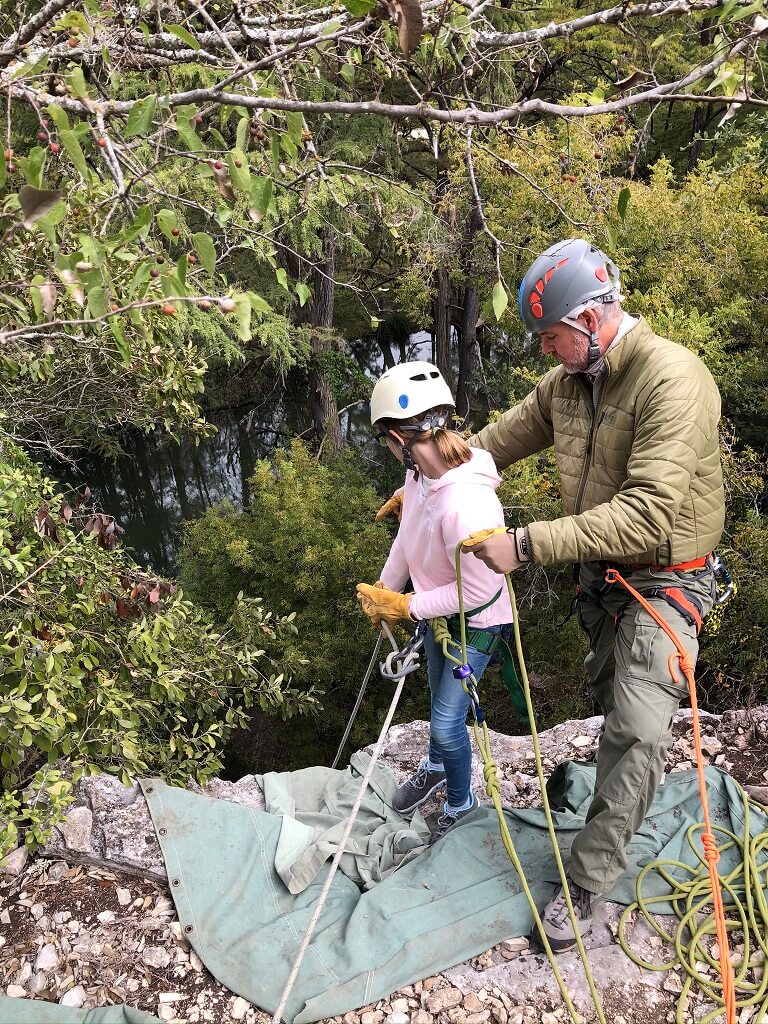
[294,229,343,453]
[455,283,480,423]
[434,267,452,385]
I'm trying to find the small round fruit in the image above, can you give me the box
[110,304,120,312]
[255,129,265,141]
[97,137,107,148]
[156,255,165,264]
[249,127,259,137]
[213,160,224,170]
[594,151,603,159]
[195,115,204,125]
[38,131,48,142]
[150,268,160,278]
[3,148,13,160]
[161,303,176,315]
[188,253,197,264]
[49,142,61,153]
[219,297,236,313]
[7,163,15,173]
[68,37,78,46]
[171,227,180,237]
[199,298,211,310]
[234,159,243,168]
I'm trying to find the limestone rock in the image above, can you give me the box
[425,987,463,1013]
[142,945,171,969]
[34,943,60,972]
[0,845,29,876]
[59,805,94,853]
[230,996,251,1019]
[6,985,27,998]
[60,985,86,1008]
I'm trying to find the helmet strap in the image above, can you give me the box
[388,428,420,480]
[588,330,601,364]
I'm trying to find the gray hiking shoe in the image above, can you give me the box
[538,878,597,953]
[428,797,476,846]
[393,761,447,814]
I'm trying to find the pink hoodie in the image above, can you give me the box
[379,448,514,627]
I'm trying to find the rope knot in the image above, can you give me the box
[483,759,500,798]
[701,831,720,865]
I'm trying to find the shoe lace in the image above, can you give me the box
[410,763,430,790]
[550,881,592,927]
[433,809,457,839]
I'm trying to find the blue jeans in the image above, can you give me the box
[424,624,498,807]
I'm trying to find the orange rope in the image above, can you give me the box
[603,568,737,1023]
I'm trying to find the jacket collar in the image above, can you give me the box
[602,315,654,380]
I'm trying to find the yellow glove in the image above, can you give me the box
[375,487,404,523]
[462,527,529,574]
[461,527,508,550]
[356,582,413,629]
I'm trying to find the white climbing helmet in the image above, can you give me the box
[369,361,455,426]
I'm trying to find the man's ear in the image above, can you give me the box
[579,307,601,333]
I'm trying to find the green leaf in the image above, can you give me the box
[125,95,157,139]
[22,147,47,189]
[250,176,273,217]
[69,66,89,100]
[226,149,251,193]
[618,186,631,221]
[340,64,356,85]
[236,116,249,153]
[192,232,217,276]
[60,130,89,178]
[276,268,289,291]
[343,0,375,13]
[295,282,312,307]
[492,280,508,321]
[233,293,252,341]
[285,111,304,144]
[110,316,131,367]
[124,205,152,243]
[156,209,178,241]
[166,23,201,49]
[46,104,70,132]
[87,286,107,319]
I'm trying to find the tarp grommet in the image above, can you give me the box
[172,878,180,887]
[185,924,193,933]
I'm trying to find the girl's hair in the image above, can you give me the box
[380,405,472,469]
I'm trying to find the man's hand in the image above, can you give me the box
[375,487,404,523]
[462,528,530,574]
[356,582,413,629]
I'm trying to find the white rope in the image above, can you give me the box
[271,625,416,1024]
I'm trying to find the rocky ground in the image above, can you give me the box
[2,708,767,1024]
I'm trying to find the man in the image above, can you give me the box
[464,238,725,951]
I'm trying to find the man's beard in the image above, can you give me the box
[561,328,591,374]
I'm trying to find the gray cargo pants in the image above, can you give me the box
[567,560,716,895]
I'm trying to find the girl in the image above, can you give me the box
[356,361,513,845]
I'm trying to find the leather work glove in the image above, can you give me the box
[462,527,530,574]
[375,487,404,523]
[356,582,413,629]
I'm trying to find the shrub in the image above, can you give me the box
[0,440,315,858]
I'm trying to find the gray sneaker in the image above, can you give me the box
[538,878,597,953]
[393,761,447,814]
[428,798,476,846]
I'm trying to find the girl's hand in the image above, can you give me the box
[375,487,405,522]
[356,583,413,628]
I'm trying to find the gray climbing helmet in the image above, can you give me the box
[518,239,621,334]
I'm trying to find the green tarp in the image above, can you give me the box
[3,759,765,1024]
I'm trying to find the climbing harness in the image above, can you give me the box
[272,621,424,1024]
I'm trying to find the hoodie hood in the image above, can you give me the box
[428,446,502,493]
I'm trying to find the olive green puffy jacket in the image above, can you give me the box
[469,317,725,566]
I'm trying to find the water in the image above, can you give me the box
[54,333,439,572]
